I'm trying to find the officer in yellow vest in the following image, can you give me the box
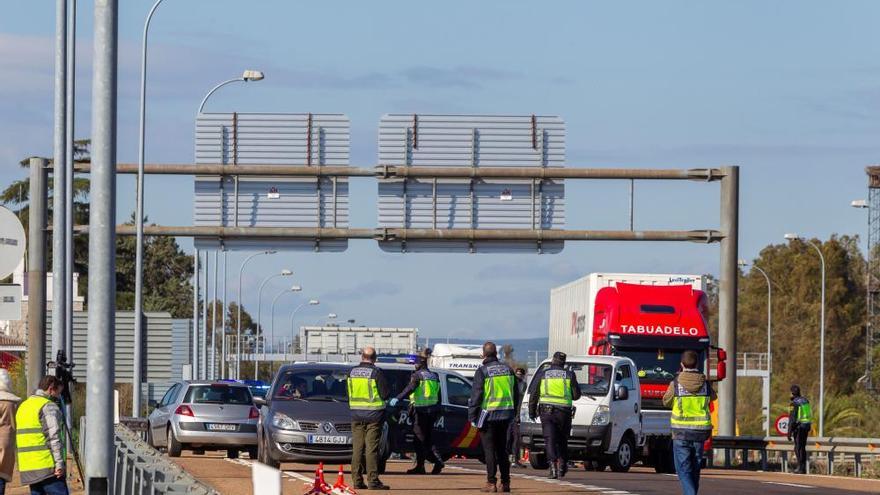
[347,346,391,490]
[527,352,581,479]
[468,342,521,493]
[15,375,68,495]
[389,348,445,475]
[662,350,715,495]
[788,384,812,474]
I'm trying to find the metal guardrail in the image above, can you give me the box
[112,419,219,494]
[712,435,880,478]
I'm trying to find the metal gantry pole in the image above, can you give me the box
[85,0,117,489]
[806,240,827,437]
[27,158,49,394]
[192,249,199,379]
[133,0,167,419]
[221,250,228,378]
[200,253,208,380]
[717,165,739,437]
[51,0,68,367]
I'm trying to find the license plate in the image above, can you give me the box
[308,435,349,444]
[206,423,238,432]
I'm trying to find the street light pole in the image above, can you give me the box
[133,0,167,418]
[237,250,275,378]
[742,260,772,437]
[289,299,320,355]
[196,70,265,115]
[255,270,292,379]
[270,287,302,359]
[785,234,826,437]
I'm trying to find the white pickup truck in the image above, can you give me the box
[519,355,644,472]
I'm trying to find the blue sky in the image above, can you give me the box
[1,1,878,341]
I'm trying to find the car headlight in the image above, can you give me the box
[271,412,300,431]
[591,405,610,426]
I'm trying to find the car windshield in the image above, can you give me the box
[537,363,612,396]
[272,368,350,401]
[618,348,703,383]
[184,384,252,405]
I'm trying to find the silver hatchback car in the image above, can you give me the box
[147,381,259,459]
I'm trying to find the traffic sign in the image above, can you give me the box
[0,206,25,279]
[775,414,790,435]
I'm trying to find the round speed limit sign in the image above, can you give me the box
[775,414,790,436]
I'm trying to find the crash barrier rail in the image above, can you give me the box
[112,419,219,494]
[711,436,880,478]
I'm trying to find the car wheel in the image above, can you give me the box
[529,452,549,470]
[166,427,182,458]
[610,435,634,473]
[146,424,155,449]
[227,449,239,459]
[259,431,280,469]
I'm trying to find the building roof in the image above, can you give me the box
[0,334,25,351]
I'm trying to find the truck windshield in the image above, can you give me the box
[272,369,350,401]
[545,363,612,396]
[617,348,703,383]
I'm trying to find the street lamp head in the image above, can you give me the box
[308,299,320,305]
[242,70,265,82]
[290,285,302,292]
[738,259,748,267]
[783,233,799,241]
[851,199,868,209]
[327,313,338,318]
[280,269,293,276]
[264,250,277,255]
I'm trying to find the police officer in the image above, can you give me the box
[389,348,445,475]
[16,375,68,495]
[347,347,391,490]
[527,352,581,479]
[662,350,715,495]
[468,342,520,493]
[788,384,812,474]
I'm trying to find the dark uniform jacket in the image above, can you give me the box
[527,364,581,418]
[467,357,521,424]
[396,367,443,414]
[349,362,391,423]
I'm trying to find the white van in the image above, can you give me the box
[519,355,644,472]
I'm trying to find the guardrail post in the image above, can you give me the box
[827,451,833,476]
[724,447,731,468]
[854,453,862,477]
[760,448,767,471]
[742,448,748,467]
[781,451,788,473]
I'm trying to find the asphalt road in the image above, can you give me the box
[172,452,880,495]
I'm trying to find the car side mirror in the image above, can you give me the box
[253,397,267,407]
[614,385,629,401]
[148,399,158,409]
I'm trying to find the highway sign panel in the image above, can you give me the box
[377,114,566,253]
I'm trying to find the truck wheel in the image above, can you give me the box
[166,427,182,458]
[227,449,239,459]
[609,435,634,473]
[529,452,550,470]
[652,442,675,474]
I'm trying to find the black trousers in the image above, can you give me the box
[480,420,512,484]
[793,424,809,473]
[412,408,442,465]
[539,405,572,464]
[507,420,521,459]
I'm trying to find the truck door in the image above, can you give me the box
[611,364,640,452]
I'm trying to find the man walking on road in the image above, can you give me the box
[469,342,520,493]
[15,375,68,495]
[389,348,445,475]
[528,352,581,479]
[663,350,715,495]
[787,384,812,474]
[347,347,391,490]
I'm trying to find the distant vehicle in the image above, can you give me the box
[548,273,728,472]
[520,355,643,472]
[429,343,484,378]
[219,379,269,400]
[147,381,259,459]
[255,362,481,469]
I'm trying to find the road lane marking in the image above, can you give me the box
[763,481,815,489]
[447,465,638,494]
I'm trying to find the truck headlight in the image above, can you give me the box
[520,407,534,424]
[591,405,610,426]
[271,412,300,431]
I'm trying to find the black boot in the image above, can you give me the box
[431,448,445,474]
[559,460,568,478]
[548,461,559,479]
[406,463,427,475]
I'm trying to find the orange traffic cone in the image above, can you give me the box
[332,464,357,494]
[522,449,530,463]
[303,462,333,495]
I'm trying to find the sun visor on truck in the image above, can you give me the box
[613,283,708,339]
